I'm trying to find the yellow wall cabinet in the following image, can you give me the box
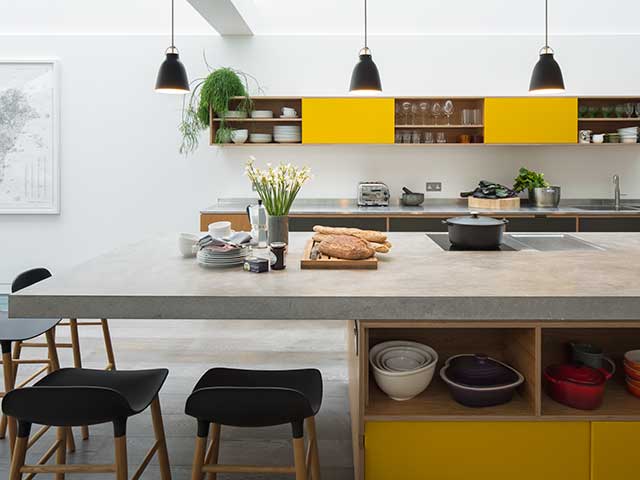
[591,422,640,480]
[302,98,395,144]
[484,97,578,144]
[364,421,590,480]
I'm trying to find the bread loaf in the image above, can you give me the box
[312,233,391,253]
[318,235,375,260]
[313,225,387,244]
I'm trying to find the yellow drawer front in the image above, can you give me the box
[484,97,577,144]
[302,98,394,144]
[364,421,590,480]
[591,422,640,480]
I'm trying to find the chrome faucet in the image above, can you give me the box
[613,174,621,210]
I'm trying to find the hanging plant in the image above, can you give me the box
[179,60,261,154]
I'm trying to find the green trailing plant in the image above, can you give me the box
[179,60,261,154]
[513,167,550,193]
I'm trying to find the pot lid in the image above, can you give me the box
[445,213,506,227]
[545,364,606,386]
[446,354,520,388]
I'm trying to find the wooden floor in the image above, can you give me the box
[0,297,353,479]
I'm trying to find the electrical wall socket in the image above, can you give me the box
[426,182,442,192]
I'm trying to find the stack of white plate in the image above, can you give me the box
[249,133,273,144]
[221,110,248,119]
[273,125,301,143]
[369,341,438,401]
[251,110,274,119]
[197,245,251,268]
[618,126,638,144]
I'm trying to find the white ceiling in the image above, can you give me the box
[2,0,640,36]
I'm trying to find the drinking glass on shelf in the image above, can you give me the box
[412,131,421,143]
[419,102,430,124]
[402,102,411,125]
[424,132,434,143]
[395,103,401,124]
[395,131,402,144]
[578,105,588,118]
[436,132,447,144]
[636,103,640,118]
[472,109,482,125]
[589,106,602,118]
[411,104,418,125]
[615,104,625,118]
[443,100,454,125]
[402,130,412,144]
[624,103,634,118]
[462,109,472,125]
[431,102,442,125]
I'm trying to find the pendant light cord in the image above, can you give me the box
[171,0,175,48]
[544,0,548,48]
[364,0,368,49]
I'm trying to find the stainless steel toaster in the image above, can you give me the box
[358,182,390,207]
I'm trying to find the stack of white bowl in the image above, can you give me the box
[369,341,438,401]
[249,133,273,143]
[251,110,273,119]
[273,125,301,143]
[618,126,638,144]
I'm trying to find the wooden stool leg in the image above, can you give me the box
[306,417,321,480]
[55,427,67,480]
[68,319,89,440]
[114,435,128,480]
[9,423,29,480]
[191,421,209,480]
[101,319,116,370]
[2,345,17,453]
[293,437,307,480]
[204,423,221,480]
[151,397,172,480]
[0,413,6,440]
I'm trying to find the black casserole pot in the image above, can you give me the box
[443,213,508,249]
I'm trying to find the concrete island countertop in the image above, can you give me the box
[202,198,640,216]
[10,232,640,322]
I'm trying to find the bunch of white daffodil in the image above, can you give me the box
[245,156,311,216]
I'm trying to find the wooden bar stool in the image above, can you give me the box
[185,368,323,480]
[3,367,171,480]
[1,268,117,441]
[0,311,65,456]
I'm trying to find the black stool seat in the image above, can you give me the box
[185,368,322,433]
[0,311,60,352]
[3,368,168,430]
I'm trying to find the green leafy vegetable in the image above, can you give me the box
[513,167,550,193]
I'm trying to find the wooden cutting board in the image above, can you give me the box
[467,196,520,210]
[300,240,378,270]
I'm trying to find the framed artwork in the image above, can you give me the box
[0,60,60,214]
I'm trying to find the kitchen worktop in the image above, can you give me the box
[10,232,640,321]
[202,198,640,216]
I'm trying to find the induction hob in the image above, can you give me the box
[427,233,520,251]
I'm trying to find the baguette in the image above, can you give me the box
[312,233,391,253]
[313,225,387,244]
[318,235,375,260]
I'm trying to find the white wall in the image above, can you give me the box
[1,33,640,287]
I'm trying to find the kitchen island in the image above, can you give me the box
[9,232,640,480]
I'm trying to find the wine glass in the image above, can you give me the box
[419,102,430,125]
[443,100,454,125]
[636,103,640,118]
[402,102,411,125]
[578,105,588,118]
[615,104,625,118]
[431,102,442,125]
[624,103,634,118]
[411,104,418,125]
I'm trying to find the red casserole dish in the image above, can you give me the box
[544,364,613,410]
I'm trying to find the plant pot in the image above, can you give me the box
[268,215,289,245]
[529,187,561,208]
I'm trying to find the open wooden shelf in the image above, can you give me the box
[366,375,533,420]
[213,118,302,122]
[579,118,640,122]
[395,124,483,129]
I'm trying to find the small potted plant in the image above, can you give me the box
[245,157,311,245]
[513,167,560,208]
[179,66,260,153]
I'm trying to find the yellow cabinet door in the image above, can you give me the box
[484,97,577,144]
[302,98,394,144]
[364,421,590,480]
[591,422,640,480]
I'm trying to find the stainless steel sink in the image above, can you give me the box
[571,205,640,211]
[507,234,604,251]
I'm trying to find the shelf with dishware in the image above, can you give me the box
[350,320,640,480]
[210,96,302,145]
[577,97,640,144]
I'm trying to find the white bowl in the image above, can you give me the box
[251,110,273,118]
[376,346,430,371]
[621,136,638,144]
[221,110,248,119]
[231,129,249,144]
[178,233,199,257]
[369,341,438,401]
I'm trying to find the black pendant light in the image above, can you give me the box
[349,0,382,94]
[529,0,565,93]
[155,0,190,94]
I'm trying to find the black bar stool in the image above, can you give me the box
[3,268,118,441]
[0,311,62,455]
[185,367,323,480]
[3,367,171,480]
